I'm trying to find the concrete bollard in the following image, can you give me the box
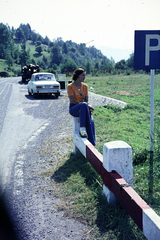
[103,140,133,203]
[73,117,80,154]
[73,117,90,156]
[73,117,80,134]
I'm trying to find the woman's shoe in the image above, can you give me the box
[79,127,87,138]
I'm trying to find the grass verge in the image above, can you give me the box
[49,152,146,239]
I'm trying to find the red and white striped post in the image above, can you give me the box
[72,117,160,239]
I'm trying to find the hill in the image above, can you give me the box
[0,22,122,77]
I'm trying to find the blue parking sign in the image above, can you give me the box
[134,30,160,70]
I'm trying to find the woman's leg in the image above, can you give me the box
[79,102,90,127]
[86,115,96,145]
[69,103,96,145]
[69,104,80,117]
[69,102,90,127]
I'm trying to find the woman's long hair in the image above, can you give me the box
[72,68,85,81]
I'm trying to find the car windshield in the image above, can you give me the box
[34,74,56,81]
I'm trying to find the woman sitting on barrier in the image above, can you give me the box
[67,68,96,145]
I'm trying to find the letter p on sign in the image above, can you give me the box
[145,34,160,66]
[134,30,160,70]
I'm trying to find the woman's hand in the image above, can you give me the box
[88,104,94,115]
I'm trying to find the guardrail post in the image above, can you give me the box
[73,117,91,157]
[103,140,133,203]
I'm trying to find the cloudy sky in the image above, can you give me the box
[1,0,160,62]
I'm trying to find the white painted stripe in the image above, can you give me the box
[14,190,21,195]
[16,160,24,165]
[15,178,24,186]
[143,208,160,240]
[14,122,49,195]
[0,85,9,100]
[14,156,24,195]
[22,144,28,150]
[28,122,49,142]
[15,168,23,178]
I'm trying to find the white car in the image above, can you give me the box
[27,72,61,98]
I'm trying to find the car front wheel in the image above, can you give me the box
[55,93,60,98]
[33,92,37,98]
[31,89,36,98]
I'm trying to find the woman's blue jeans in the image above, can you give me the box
[69,102,96,145]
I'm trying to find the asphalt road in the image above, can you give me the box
[0,77,88,240]
[0,77,49,194]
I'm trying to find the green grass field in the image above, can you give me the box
[87,73,160,220]
[41,73,160,239]
[86,74,156,154]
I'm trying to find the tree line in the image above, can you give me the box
[0,22,134,75]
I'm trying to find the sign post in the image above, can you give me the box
[134,30,160,195]
[150,69,154,152]
[149,69,154,195]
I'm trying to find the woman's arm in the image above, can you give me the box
[84,96,94,114]
[68,95,79,104]
[69,95,89,104]
[84,96,88,103]
[69,95,94,114]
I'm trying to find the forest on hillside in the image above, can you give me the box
[0,22,134,76]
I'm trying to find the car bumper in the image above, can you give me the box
[35,89,61,94]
